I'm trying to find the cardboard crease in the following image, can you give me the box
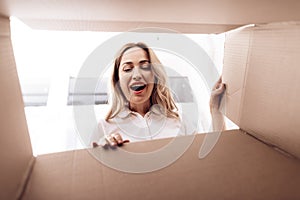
[17,157,36,200]
[241,129,297,159]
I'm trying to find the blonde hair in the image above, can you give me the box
[105,42,179,121]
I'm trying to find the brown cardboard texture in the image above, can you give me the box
[1,0,300,33]
[0,16,34,200]
[223,22,300,159]
[1,1,300,199]
[22,130,300,200]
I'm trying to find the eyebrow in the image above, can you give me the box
[121,59,150,66]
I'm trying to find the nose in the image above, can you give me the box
[132,67,142,81]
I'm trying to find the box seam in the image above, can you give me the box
[239,128,298,160]
[16,156,36,200]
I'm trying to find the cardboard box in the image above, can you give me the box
[223,22,300,159]
[1,1,300,199]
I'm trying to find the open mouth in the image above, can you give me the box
[130,84,146,92]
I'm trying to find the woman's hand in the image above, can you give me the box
[105,133,130,147]
[209,76,226,131]
[92,133,130,148]
[210,76,226,114]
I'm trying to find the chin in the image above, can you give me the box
[130,97,148,105]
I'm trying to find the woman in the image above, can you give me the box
[93,42,225,147]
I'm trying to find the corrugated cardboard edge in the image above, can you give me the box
[16,157,36,200]
[19,18,241,34]
[254,21,300,29]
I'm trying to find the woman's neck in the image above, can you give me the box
[129,101,151,117]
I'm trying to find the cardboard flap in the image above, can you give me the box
[0,16,34,200]
[22,130,300,200]
[223,22,300,158]
[2,0,300,33]
[223,25,253,124]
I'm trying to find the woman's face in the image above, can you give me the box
[118,47,155,107]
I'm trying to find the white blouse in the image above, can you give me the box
[93,104,197,145]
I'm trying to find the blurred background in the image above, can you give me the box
[10,17,236,156]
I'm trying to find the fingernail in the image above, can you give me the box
[92,142,98,148]
[111,142,116,146]
[117,139,123,143]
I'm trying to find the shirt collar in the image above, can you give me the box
[150,104,165,115]
[116,104,165,119]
